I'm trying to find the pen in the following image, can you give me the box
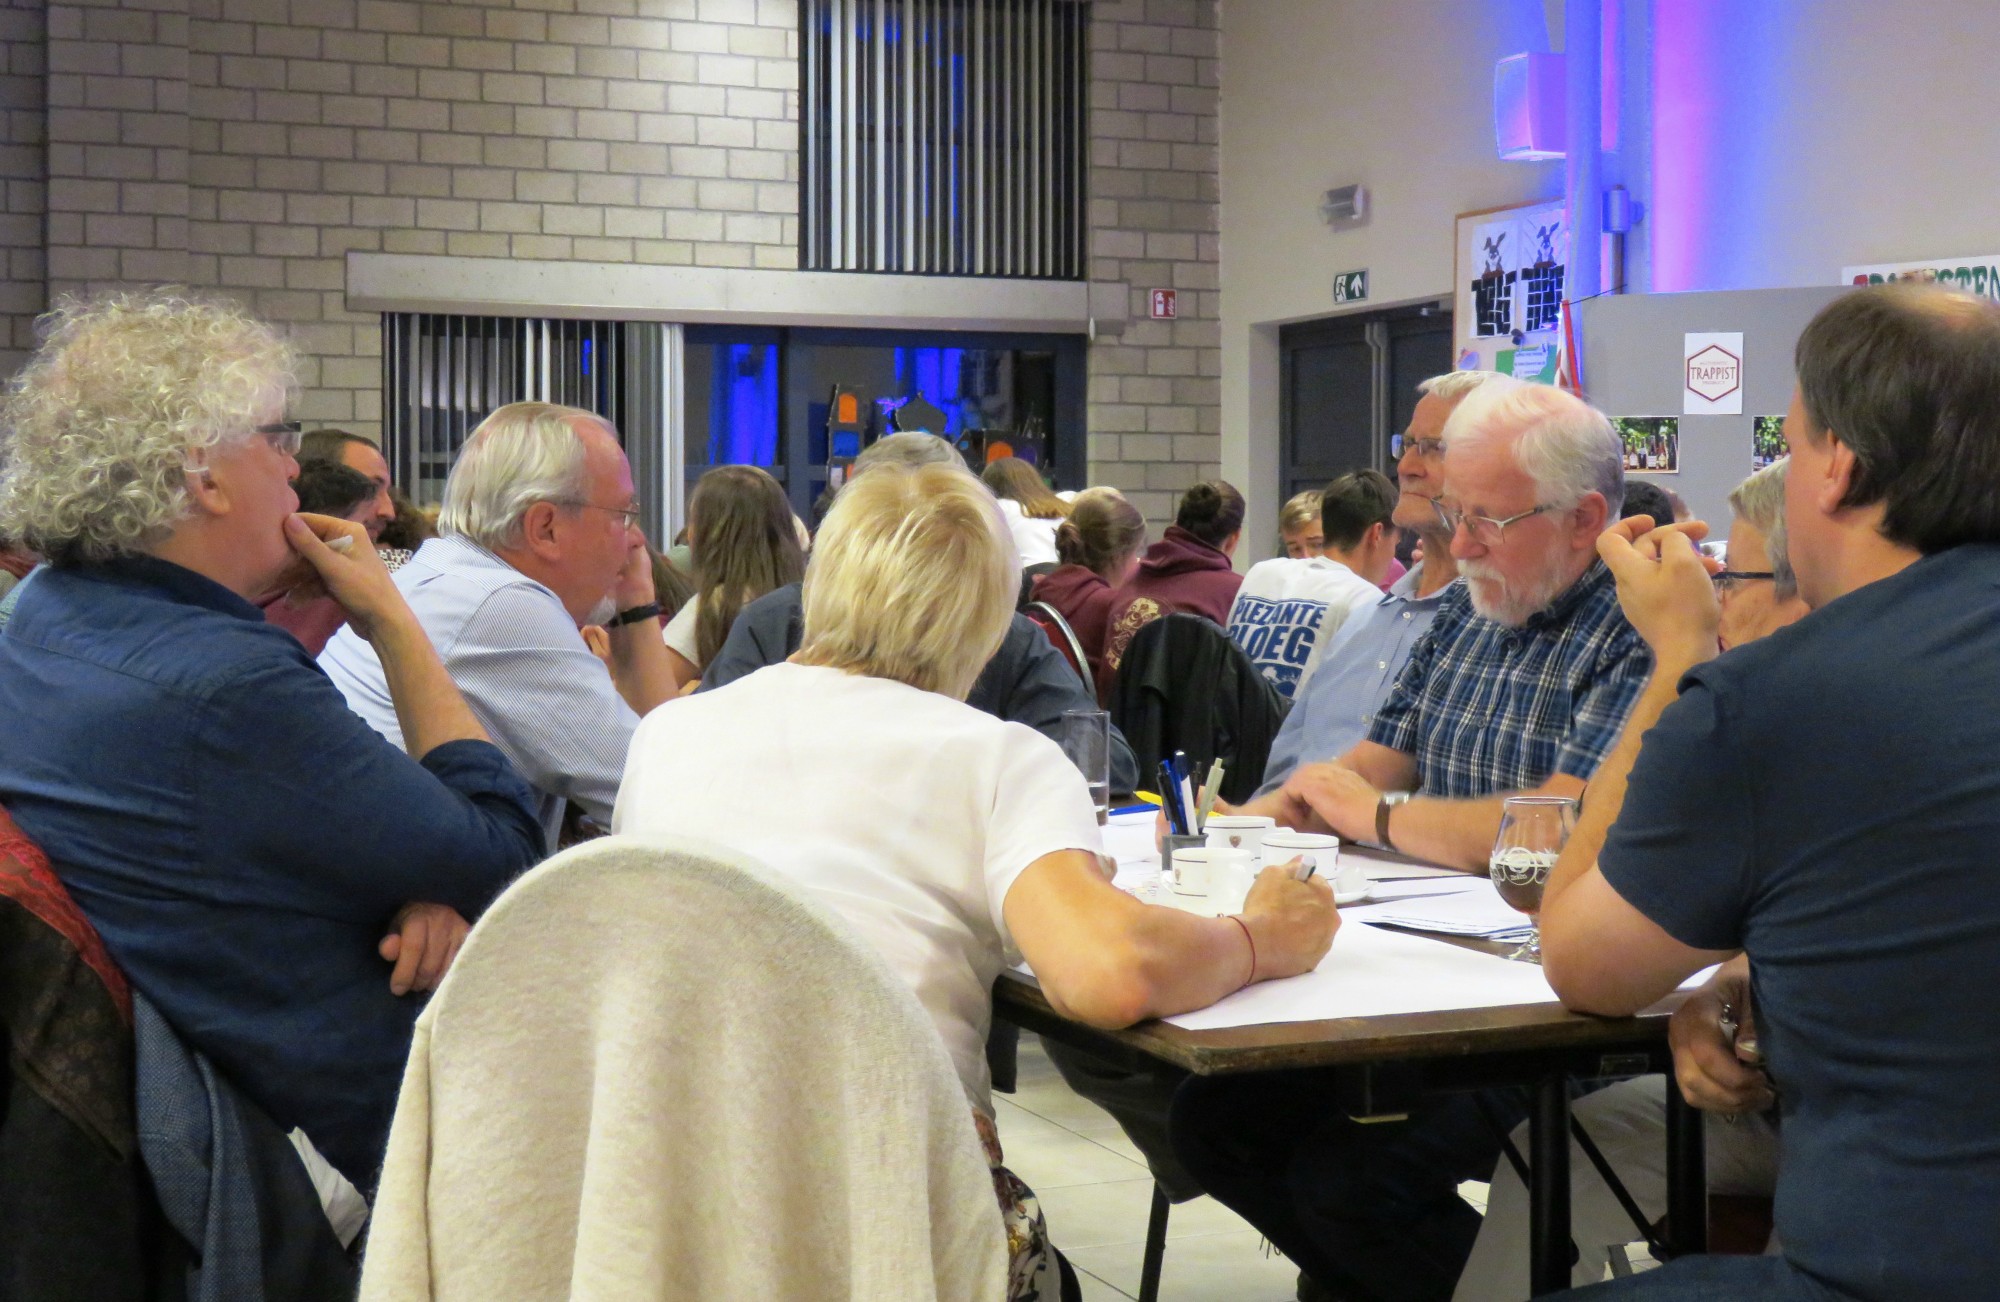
[1157,761,1186,834]
[1294,855,1317,882]
[1196,758,1226,829]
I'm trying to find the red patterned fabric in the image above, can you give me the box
[0,806,131,1022]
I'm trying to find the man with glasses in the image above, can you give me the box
[322,401,677,851]
[1177,378,1652,1302]
[298,427,398,542]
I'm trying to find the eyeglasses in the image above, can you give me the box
[1431,499,1558,546]
[1390,433,1447,459]
[562,501,642,529]
[1711,569,1775,594]
[255,421,303,457]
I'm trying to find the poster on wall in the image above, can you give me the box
[1843,255,2000,301]
[1454,200,1568,379]
[1752,416,1787,470]
[1612,416,1680,474]
[1684,332,1744,415]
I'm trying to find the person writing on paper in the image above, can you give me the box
[1228,378,1651,874]
[1455,457,1803,1299]
[1541,284,2000,1300]
[615,460,1337,1298]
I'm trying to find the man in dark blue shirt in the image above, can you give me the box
[0,291,544,1191]
[1544,283,2000,1300]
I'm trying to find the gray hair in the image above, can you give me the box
[0,289,295,564]
[1728,458,1797,599]
[438,401,602,551]
[853,432,966,476]
[1418,369,1512,404]
[1442,380,1624,511]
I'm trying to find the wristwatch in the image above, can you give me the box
[1375,791,1411,852]
[604,602,662,629]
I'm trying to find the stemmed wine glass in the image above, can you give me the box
[1488,795,1578,964]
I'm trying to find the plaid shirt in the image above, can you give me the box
[1367,560,1651,798]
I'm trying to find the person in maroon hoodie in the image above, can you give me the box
[1030,487,1147,695]
[1102,480,1246,678]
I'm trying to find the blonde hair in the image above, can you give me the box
[687,464,806,667]
[0,288,295,563]
[798,462,1016,700]
[439,401,602,551]
[981,456,1069,520]
[1055,486,1145,579]
[1279,488,1323,536]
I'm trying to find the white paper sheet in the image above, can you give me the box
[1164,921,1560,1029]
[1340,876,1539,938]
[1103,811,1160,870]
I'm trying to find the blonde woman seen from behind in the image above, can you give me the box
[615,461,1337,1300]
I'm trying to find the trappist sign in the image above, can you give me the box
[1683,332,1744,415]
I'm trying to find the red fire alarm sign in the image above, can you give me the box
[1149,289,1177,320]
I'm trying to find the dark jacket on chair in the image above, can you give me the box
[1107,614,1287,805]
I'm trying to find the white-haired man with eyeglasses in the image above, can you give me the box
[321,401,676,851]
[1175,379,1653,1302]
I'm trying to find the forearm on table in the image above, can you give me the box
[371,612,492,758]
[607,621,678,715]
[1390,772,1589,873]
[1545,662,1693,912]
[1040,901,1258,1028]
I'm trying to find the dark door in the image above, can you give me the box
[1280,304,1453,505]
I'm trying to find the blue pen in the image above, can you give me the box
[1158,760,1186,833]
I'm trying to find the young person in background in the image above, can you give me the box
[982,456,1070,570]
[1030,487,1147,696]
[662,464,806,693]
[1102,480,1246,674]
[1279,488,1325,558]
[1228,469,1399,700]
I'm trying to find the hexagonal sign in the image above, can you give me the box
[1686,345,1741,402]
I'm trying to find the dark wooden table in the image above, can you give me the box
[993,934,1706,1297]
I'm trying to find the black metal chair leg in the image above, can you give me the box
[1136,1182,1171,1302]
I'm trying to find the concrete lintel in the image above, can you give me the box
[346,253,1091,333]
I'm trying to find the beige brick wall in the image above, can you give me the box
[6,0,1221,495]
[1085,0,1220,533]
[0,0,48,376]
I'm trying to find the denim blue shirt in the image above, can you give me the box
[0,556,543,1189]
[1369,560,1650,797]
[1256,564,1455,797]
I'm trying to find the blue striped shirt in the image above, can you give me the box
[1367,560,1650,798]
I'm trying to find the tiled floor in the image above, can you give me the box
[994,1036,1492,1301]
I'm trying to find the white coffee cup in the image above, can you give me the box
[1167,847,1257,916]
[1262,829,1338,872]
[1204,814,1276,856]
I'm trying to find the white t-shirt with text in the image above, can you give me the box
[1226,555,1382,699]
[613,662,1103,1113]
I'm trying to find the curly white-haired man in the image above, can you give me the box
[0,289,544,1194]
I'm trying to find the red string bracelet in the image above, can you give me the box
[1227,914,1256,987]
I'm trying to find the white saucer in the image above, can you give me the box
[1334,885,1374,906]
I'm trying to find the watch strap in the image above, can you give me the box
[605,602,662,629]
[1375,796,1397,852]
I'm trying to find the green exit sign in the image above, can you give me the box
[1333,270,1369,304]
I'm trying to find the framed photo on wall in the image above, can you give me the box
[1453,199,1568,382]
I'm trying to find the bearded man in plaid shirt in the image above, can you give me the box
[1179,379,1653,1302]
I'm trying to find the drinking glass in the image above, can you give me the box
[1488,795,1577,964]
[1059,709,1111,825]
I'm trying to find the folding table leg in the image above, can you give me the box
[1663,1086,1708,1256]
[1528,1074,1573,1295]
[1136,1183,1171,1302]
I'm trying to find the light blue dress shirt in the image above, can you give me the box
[319,534,640,850]
[1254,563,1457,797]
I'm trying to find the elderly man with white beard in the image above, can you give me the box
[1175,379,1654,1302]
[1234,377,1651,874]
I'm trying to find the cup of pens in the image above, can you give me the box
[1157,752,1226,842]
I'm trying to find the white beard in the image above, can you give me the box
[1459,557,1574,628]
[583,593,618,627]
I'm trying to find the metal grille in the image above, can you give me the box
[801,0,1087,279]
[381,315,678,541]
